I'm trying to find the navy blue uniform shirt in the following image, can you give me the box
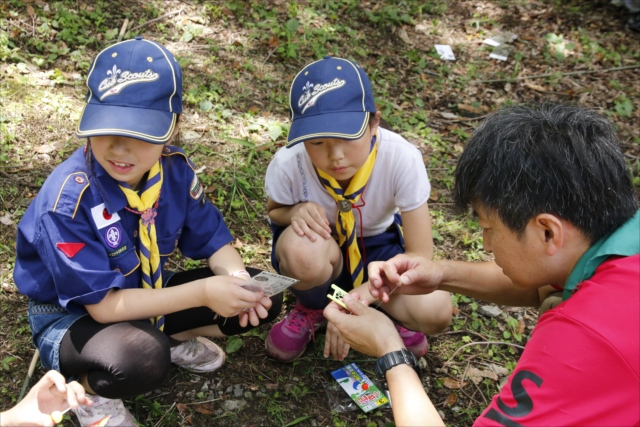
[14,145,233,313]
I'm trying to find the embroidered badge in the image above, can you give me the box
[91,203,121,230]
[107,245,128,258]
[56,242,86,258]
[104,225,122,248]
[190,174,204,200]
[298,78,346,115]
[98,65,159,100]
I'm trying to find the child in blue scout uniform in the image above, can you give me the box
[263,56,452,362]
[14,37,282,427]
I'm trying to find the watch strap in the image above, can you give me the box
[374,348,418,380]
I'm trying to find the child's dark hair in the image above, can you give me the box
[454,103,638,244]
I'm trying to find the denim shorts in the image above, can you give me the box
[27,299,87,371]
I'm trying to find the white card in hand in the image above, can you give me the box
[239,271,299,297]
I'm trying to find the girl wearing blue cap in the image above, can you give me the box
[264,56,452,363]
[14,37,282,427]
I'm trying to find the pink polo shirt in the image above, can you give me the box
[475,255,640,426]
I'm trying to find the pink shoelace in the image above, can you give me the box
[284,306,323,341]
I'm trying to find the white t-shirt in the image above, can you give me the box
[265,128,431,237]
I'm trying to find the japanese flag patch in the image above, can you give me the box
[91,203,121,230]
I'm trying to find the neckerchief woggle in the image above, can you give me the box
[316,133,378,287]
[118,161,164,330]
[563,209,640,301]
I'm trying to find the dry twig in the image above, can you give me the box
[130,8,184,32]
[444,341,525,366]
[472,64,640,84]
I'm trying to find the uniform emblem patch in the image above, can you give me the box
[104,225,122,248]
[56,242,86,258]
[190,174,204,200]
[91,203,121,229]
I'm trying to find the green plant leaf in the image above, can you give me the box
[226,335,243,353]
[268,124,283,141]
[286,19,299,35]
[283,415,311,427]
[199,100,213,112]
[225,136,255,147]
[615,96,633,118]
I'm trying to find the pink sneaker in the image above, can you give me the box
[395,323,429,357]
[266,302,326,362]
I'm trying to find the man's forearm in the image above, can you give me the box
[438,260,541,307]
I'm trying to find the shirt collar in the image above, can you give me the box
[89,155,129,213]
[563,209,640,301]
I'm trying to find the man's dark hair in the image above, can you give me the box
[454,103,638,243]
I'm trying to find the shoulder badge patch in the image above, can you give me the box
[190,174,204,200]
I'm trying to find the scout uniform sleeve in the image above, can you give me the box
[38,210,131,313]
[175,156,234,259]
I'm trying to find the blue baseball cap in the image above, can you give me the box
[76,36,182,144]
[287,56,376,148]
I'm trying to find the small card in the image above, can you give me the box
[434,44,456,61]
[483,31,518,47]
[331,363,389,413]
[239,271,299,297]
[489,44,513,61]
[327,284,349,311]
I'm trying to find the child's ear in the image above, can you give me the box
[169,114,182,142]
[369,111,381,132]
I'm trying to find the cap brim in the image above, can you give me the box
[76,103,177,144]
[287,111,368,147]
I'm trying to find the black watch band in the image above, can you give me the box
[374,348,418,381]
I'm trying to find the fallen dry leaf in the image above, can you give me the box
[445,393,457,406]
[443,377,467,389]
[525,83,547,92]
[34,144,55,154]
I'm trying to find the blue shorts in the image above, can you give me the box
[270,213,405,292]
[27,272,178,372]
[27,299,87,371]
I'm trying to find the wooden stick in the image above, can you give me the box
[117,18,129,42]
[444,341,524,366]
[18,349,40,402]
[129,8,184,32]
[471,64,640,84]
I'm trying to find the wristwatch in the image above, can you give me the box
[374,348,418,381]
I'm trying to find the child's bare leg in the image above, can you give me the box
[382,291,453,335]
[275,226,342,291]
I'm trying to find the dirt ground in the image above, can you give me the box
[0,0,638,426]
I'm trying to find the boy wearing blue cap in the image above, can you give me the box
[14,37,282,426]
[264,56,452,362]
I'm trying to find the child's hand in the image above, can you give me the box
[0,370,92,427]
[203,276,266,318]
[290,202,332,241]
[238,294,273,327]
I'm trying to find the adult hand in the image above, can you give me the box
[367,254,444,303]
[290,202,332,241]
[0,370,92,427]
[324,319,351,361]
[323,294,404,358]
